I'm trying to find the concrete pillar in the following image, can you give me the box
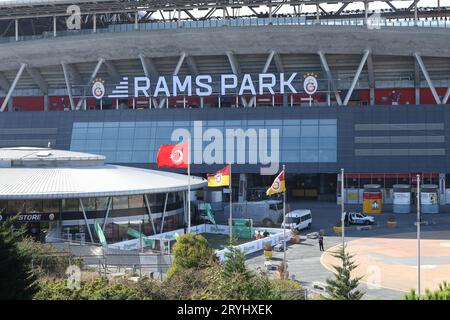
[7,99,13,112]
[15,19,18,41]
[283,94,288,107]
[44,95,49,111]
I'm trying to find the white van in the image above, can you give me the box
[282,209,312,231]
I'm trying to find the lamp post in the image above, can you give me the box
[341,168,345,248]
[416,174,421,296]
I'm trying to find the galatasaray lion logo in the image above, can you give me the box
[272,180,280,192]
[214,173,223,184]
[92,78,105,100]
[303,73,318,95]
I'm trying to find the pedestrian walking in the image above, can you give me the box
[318,235,324,251]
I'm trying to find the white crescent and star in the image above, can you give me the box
[170,149,184,164]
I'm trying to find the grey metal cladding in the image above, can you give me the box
[355,136,445,144]
[354,123,445,131]
[355,149,446,156]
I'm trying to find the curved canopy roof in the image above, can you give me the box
[0,164,206,199]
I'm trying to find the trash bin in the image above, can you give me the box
[393,184,411,214]
[420,184,439,214]
[363,184,382,214]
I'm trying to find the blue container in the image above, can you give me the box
[393,184,411,214]
[420,184,439,214]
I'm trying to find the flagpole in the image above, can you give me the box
[187,142,191,234]
[417,174,421,296]
[229,163,233,243]
[283,164,287,279]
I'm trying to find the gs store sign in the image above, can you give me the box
[0,212,58,222]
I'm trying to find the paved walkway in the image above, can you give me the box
[321,231,450,293]
[245,201,450,300]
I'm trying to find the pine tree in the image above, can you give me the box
[0,216,38,299]
[325,245,365,300]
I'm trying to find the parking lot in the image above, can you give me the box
[245,200,450,300]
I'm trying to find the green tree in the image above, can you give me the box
[166,233,215,278]
[0,216,38,299]
[405,281,450,300]
[325,245,365,300]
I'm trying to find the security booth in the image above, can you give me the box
[393,184,411,214]
[362,184,382,214]
[420,184,439,214]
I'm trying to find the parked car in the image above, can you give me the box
[281,209,312,231]
[345,211,375,225]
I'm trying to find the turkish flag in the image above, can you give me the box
[156,143,189,168]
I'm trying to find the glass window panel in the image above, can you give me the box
[95,198,109,211]
[119,122,135,127]
[73,122,88,128]
[118,127,135,139]
[71,140,86,150]
[283,119,301,125]
[157,121,173,127]
[85,139,101,150]
[129,195,144,208]
[318,137,337,149]
[300,150,319,162]
[117,141,133,151]
[134,127,149,138]
[301,125,319,137]
[116,152,132,162]
[301,119,319,125]
[62,199,79,212]
[86,128,103,139]
[103,127,119,139]
[101,140,117,151]
[113,196,129,210]
[132,151,151,162]
[88,122,103,128]
[319,125,337,137]
[104,122,119,128]
[281,138,300,149]
[26,200,43,213]
[282,126,301,137]
[318,150,337,162]
[0,200,7,214]
[82,198,96,211]
[281,151,300,162]
[320,119,337,125]
[301,137,319,149]
[7,200,26,214]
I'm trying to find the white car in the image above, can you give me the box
[345,212,375,225]
[282,209,312,231]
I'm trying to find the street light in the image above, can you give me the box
[416,174,421,296]
[341,168,345,248]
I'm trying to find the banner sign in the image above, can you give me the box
[394,192,410,205]
[0,212,58,222]
[421,192,438,205]
[363,192,382,214]
[92,73,319,99]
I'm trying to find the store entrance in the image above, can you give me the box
[288,173,337,201]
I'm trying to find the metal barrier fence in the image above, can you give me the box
[1,16,449,44]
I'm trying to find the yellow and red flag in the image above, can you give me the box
[207,165,230,187]
[266,170,286,196]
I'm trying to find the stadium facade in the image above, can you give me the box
[1,0,450,206]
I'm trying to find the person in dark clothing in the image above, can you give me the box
[318,236,324,251]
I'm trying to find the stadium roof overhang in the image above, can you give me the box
[0,164,207,199]
[0,0,426,20]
